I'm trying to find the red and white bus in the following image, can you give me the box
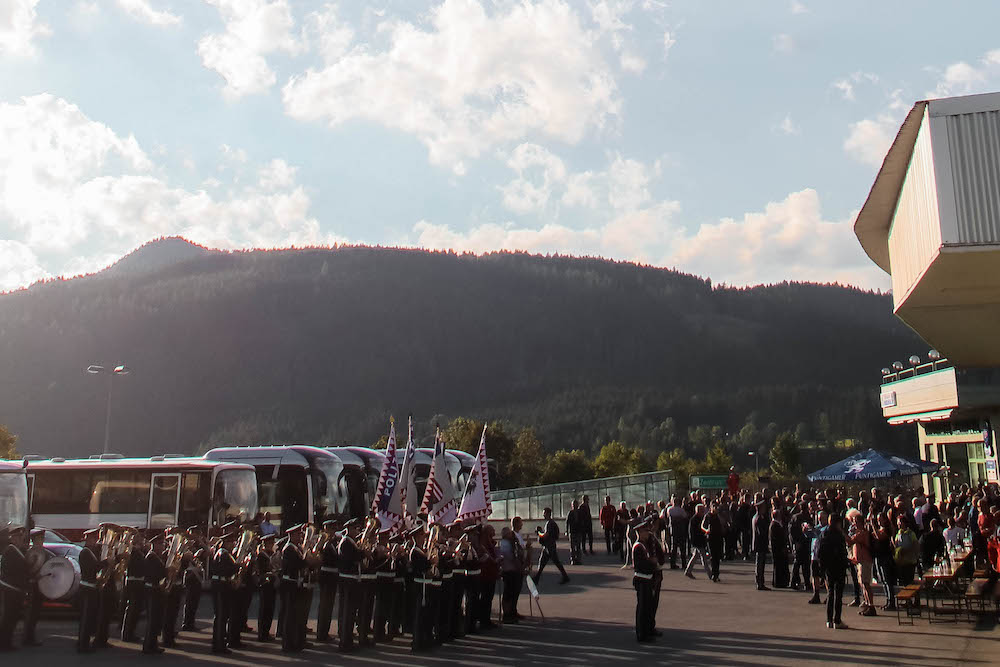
[24,456,258,540]
[0,460,29,530]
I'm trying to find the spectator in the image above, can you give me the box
[703,501,725,583]
[532,507,570,585]
[769,509,789,589]
[683,504,712,580]
[751,497,770,591]
[667,495,689,570]
[566,500,584,565]
[599,496,617,555]
[819,514,850,629]
[919,519,946,572]
[580,495,594,556]
[499,527,524,623]
[846,509,875,617]
[259,512,277,537]
[893,516,919,586]
[943,516,966,550]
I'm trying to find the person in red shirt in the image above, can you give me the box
[727,467,740,497]
[599,496,617,555]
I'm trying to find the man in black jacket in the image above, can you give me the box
[769,510,790,589]
[77,529,103,653]
[580,495,595,556]
[819,514,850,629]
[532,507,569,585]
[142,532,167,654]
[566,500,584,565]
[751,499,770,591]
[121,533,147,642]
[210,533,238,655]
[0,527,28,650]
[315,522,339,642]
[789,503,811,591]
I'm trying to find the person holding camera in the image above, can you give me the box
[531,507,570,585]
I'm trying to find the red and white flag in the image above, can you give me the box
[458,423,492,523]
[398,415,420,528]
[371,417,403,533]
[420,426,457,526]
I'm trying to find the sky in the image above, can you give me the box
[2,0,1000,292]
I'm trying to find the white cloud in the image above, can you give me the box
[619,51,646,74]
[0,0,50,57]
[772,33,795,54]
[0,239,48,292]
[778,114,800,136]
[116,0,181,26]
[832,71,878,101]
[414,187,884,289]
[843,117,895,167]
[790,1,807,14]
[498,143,567,214]
[306,4,354,64]
[199,0,302,98]
[283,0,620,172]
[662,30,676,58]
[0,94,338,289]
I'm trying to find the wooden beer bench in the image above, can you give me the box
[896,583,923,625]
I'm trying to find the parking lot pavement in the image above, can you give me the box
[18,552,999,665]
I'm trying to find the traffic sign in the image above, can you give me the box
[689,474,728,490]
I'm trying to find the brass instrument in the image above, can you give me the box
[96,525,119,587]
[164,530,194,591]
[425,524,442,578]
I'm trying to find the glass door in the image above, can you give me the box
[148,473,181,530]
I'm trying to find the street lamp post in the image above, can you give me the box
[747,451,759,477]
[87,363,131,454]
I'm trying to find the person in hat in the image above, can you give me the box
[22,527,49,646]
[94,525,126,649]
[142,531,168,654]
[532,507,570,586]
[401,522,425,637]
[0,526,28,650]
[76,529,104,653]
[336,518,364,652]
[121,532,147,642]
[255,533,278,642]
[181,526,206,632]
[445,521,465,640]
[210,532,238,654]
[372,527,396,643]
[315,520,339,643]
[632,519,660,642]
[279,524,306,653]
[462,524,483,636]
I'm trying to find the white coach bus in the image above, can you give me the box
[24,456,258,540]
[0,460,29,530]
[203,445,353,531]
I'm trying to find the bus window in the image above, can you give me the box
[254,466,284,530]
[311,457,349,522]
[90,471,150,514]
[0,472,28,529]
[179,472,209,528]
[279,467,309,529]
[149,474,180,530]
[340,467,367,519]
[212,468,258,526]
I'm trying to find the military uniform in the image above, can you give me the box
[210,539,238,654]
[256,538,277,642]
[0,530,27,650]
[76,532,103,652]
[279,529,306,653]
[316,529,339,642]
[409,542,433,653]
[121,543,146,642]
[632,525,660,642]
[23,531,49,646]
[142,538,167,654]
[337,528,363,652]
[161,549,187,647]
[181,542,205,630]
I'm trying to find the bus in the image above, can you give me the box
[0,460,29,530]
[25,457,258,540]
[203,446,354,531]
[326,447,386,517]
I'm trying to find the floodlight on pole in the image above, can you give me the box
[87,362,131,454]
[747,451,759,477]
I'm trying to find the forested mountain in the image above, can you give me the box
[0,240,922,473]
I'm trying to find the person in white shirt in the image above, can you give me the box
[943,517,966,549]
[912,498,926,533]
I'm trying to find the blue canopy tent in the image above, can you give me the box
[807,448,940,482]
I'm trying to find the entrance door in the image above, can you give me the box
[148,473,181,530]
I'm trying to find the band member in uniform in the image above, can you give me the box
[279,524,306,653]
[408,525,433,653]
[77,529,104,652]
[425,524,443,645]
[229,531,256,650]
[357,517,380,648]
[210,533,238,655]
[161,529,187,648]
[181,526,206,631]
[0,526,28,650]
[477,524,500,630]
[256,534,278,642]
[316,520,340,643]
[372,528,395,642]
[337,518,363,652]
[121,532,147,642]
[94,525,127,650]
[295,525,319,651]
[641,516,665,637]
[463,525,482,635]
[434,527,455,643]
[389,534,407,639]
[23,528,49,646]
[142,531,167,654]
[632,519,661,642]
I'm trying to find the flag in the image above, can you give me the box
[371,417,404,533]
[458,423,493,523]
[398,415,420,528]
[420,426,457,525]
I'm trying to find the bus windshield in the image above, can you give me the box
[0,472,28,529]
[312,457,350,521]
[213,469,258,525]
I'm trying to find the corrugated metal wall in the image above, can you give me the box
[888,112,942,308]
[946,110,1000,244]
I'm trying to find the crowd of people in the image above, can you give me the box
[0,511,538,655]
[589,477,1000,637]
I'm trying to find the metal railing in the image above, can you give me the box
[490,469,676,521]
[881,358,951,384]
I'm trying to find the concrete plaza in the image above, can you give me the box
[22,551,999,666]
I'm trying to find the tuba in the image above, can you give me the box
[164,531,191,590]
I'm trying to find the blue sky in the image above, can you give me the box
[2,0,1000,292]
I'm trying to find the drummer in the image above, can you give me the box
[24,527,49,647]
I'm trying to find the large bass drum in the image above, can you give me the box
[38,556,81,601]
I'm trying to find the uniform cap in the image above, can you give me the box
[261,534,277,542]
[322,519,339,530]
[30,528,45,538]
[285,523,305,534]
[83,528,100,538]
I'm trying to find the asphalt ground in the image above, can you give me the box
[14,549,1000,666]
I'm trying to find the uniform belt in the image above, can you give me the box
[441,573,453,579]
[393,577,404,583]
[413,578,432,584]
[339,573,360,581]
[211,575,233,582]
[281,576,301,584]
[360,574,378,581]
[453,569,467,575]
[633,572,654,580]
[467,569,481,575]
[320,567,339,573]
[429,580,442,587]
[80,581,97,589]
[0,580,22,592]
[376,572,394,578]
[126,577,143,584]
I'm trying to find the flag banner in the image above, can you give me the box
[458,423,493,523]
[420,427,457,526]
[399,415,420,528]
[371,417,404,533]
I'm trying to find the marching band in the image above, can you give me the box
[0,513,509,655]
